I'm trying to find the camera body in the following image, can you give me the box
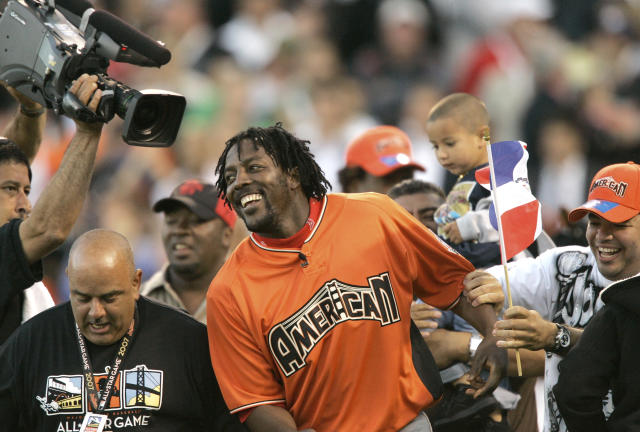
[0,0,186,146]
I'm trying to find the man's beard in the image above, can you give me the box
[236,176,290,236]
[242,206,278,236]
[239,196,283,236]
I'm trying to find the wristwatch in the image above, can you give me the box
[550,323,571,353]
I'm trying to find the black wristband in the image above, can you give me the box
[20,104,45,118]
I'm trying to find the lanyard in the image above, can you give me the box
[75,308,137,413]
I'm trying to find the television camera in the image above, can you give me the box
[0,0,186,146]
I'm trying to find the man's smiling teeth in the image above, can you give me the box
[173,243,188,250]
[599,247,620,256]
[240,194,262,208]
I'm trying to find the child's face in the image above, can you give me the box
[426,117,487,176]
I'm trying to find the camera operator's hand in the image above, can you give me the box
[66,74,103,132]
[1,80,46,163]
[0,80,44,112]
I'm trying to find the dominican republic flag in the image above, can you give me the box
[475,141,542,260]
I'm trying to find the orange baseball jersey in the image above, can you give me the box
[207,193,474,431]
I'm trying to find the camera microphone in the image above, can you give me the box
[0,0,185,146]
[88,11,171,66]
[55,0,171,67]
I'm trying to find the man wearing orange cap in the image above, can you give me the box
[141,179,237,324]
[338,125,426,193]
[470,162,640,432]
[552,162,640,431]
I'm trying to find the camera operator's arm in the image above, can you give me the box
[18,74,102,263]
[0,82,46,163]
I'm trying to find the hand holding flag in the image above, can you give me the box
[474,140,542,376]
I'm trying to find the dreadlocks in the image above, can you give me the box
[215,123,331,203]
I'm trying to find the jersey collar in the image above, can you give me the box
[250,196,327,252]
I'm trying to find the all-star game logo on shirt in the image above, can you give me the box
[268,272,400,376]
[36,365,163,431]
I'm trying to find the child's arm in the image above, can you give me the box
[455,204,499,243]
[441,222,463,244]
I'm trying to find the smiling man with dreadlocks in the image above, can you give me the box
[207,124,507,432]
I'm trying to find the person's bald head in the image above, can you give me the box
[67,229,142,346]
[68,229,135,277]
[427,93,489,136]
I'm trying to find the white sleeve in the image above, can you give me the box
[22,282,55,322]
[456,209,499,243]
[485,249,562,320]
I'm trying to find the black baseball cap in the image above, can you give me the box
[153,179,237,228]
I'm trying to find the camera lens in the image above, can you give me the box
[132,99,163,135]
[120,90,186,147]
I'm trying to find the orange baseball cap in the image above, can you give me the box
[568,162,640,223]
[345,126,425,176]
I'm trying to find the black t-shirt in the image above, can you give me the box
[0,296,245,431]
[0,219,43,344]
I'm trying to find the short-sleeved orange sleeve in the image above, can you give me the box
[207,270,286,414]
[379,196,475,309]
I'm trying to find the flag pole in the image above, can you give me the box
[484,133,523,377]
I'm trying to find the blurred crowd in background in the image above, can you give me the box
[1,0,639,303]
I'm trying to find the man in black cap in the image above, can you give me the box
[141,179,237,323]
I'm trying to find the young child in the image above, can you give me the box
[425,93,517,431]
[426,93,500,266]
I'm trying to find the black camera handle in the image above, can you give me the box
[61,88,114,123]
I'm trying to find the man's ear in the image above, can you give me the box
[286,167,301,190]
[133,269,142,298]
